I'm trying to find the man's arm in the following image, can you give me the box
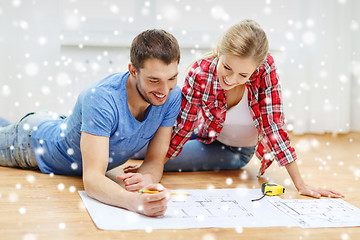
[118,126,172,191]
[139,126,173,181]
[81,131,170,217]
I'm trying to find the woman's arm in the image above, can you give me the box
[259,55,343,198]
[285,161,344,198]
[258,55,297,170]
[166,64,203,159]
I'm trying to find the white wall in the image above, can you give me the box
[0,0,61,121]
[1,0,359,133]
[350,0,360,131]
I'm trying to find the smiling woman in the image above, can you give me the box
[163,19,344,200]
[217,55,257,90]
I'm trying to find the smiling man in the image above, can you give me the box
[0,29,182,217]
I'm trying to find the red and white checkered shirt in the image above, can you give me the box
[166,53,297,177]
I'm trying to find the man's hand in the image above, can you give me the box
[130,184,171,217]
[117,172,151,192]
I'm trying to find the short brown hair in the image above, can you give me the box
[130,29,180,70]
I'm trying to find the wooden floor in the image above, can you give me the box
[1,132,359,239]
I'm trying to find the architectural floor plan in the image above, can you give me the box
[78,189,360,230]
[267,198,360,228]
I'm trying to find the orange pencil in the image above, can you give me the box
[137,190,190,196]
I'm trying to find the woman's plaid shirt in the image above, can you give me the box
[166,54,297,177]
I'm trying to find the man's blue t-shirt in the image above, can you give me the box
[31,72,181,175]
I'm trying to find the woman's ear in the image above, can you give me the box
[128,63,137,78]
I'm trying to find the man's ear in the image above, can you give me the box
[128,63,137,78]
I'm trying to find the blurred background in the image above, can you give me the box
[0,0,359,134]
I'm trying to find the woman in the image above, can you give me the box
[158,19,343,199]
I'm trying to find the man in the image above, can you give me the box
[0,29,182,217]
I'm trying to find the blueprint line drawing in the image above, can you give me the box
[78,189,360,230]
[78,189,298,230]
[169,193,255,218]
[267,198,360,228]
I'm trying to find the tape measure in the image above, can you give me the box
[251,183,285,202]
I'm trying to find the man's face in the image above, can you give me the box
[134,58,178,106]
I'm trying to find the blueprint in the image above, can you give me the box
[267,198,360,228]
[78,188,297,230]
[78,189,360,230]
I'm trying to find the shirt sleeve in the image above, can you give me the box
[160,86,182,127]
[258,56,297,166]
[167,64,202,159]
[80,88,117,137]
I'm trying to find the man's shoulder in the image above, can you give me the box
[81,72,127,98]
[93,72,128,89]
[166,85,182,104]
[170,85,181,95]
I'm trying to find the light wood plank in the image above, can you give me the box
[1,132,359,239]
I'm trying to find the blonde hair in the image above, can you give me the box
[208,20,269,68]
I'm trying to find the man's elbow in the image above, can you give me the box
[82,173,99,198]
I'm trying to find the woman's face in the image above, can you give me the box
[216,54,257,90]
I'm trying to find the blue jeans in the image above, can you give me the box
[0,112,56,169]
[133,135,256,172]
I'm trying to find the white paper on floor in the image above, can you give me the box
[78,188,360,230]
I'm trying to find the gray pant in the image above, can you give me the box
[0,112,55,169]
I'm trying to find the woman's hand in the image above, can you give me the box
[129,184,171,217]
[297,184,344,199]
[285,161,344,199]
[123,165,141,173]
